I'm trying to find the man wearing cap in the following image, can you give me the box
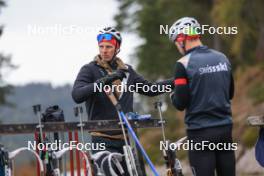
[72,27,173,175]
[169,17,235,176]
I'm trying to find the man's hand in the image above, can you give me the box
[112,69,127,80]
[95,69,128,86]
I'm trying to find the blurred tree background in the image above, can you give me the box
[0,0,14,107]
[115,0,264,163]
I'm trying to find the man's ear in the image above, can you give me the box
[178,41,184,48]
[175,41,183,49]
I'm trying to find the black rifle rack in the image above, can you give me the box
[0,119,161,135]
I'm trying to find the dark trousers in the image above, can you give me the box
[187,125,236,176]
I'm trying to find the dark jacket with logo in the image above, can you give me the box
[72,59,173,134]
[171,46,234,130]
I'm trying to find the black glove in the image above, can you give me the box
[95,69,128,86]
[158,78,174,89]
[112,69,127,80]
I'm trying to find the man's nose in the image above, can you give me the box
[102,47,108,52]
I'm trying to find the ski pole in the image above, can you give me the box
[105,88,159,176]
[154,101,166,143]
[74,106,88,176]
[104,89,138,176]
[33,104,47,174]
[34,132,41,176]
[76,105,97,176]
[33,105,44,143]
[78,106,95,176]
[154,100,185,176]
[74,107,85,145]
[154,101,173,175]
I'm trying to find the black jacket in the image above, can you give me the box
[72,60,173,134]
[171,46,234,130]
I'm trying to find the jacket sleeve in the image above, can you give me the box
[170,62,190,111]
[131,67,174,97]
[71,64,96,104]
